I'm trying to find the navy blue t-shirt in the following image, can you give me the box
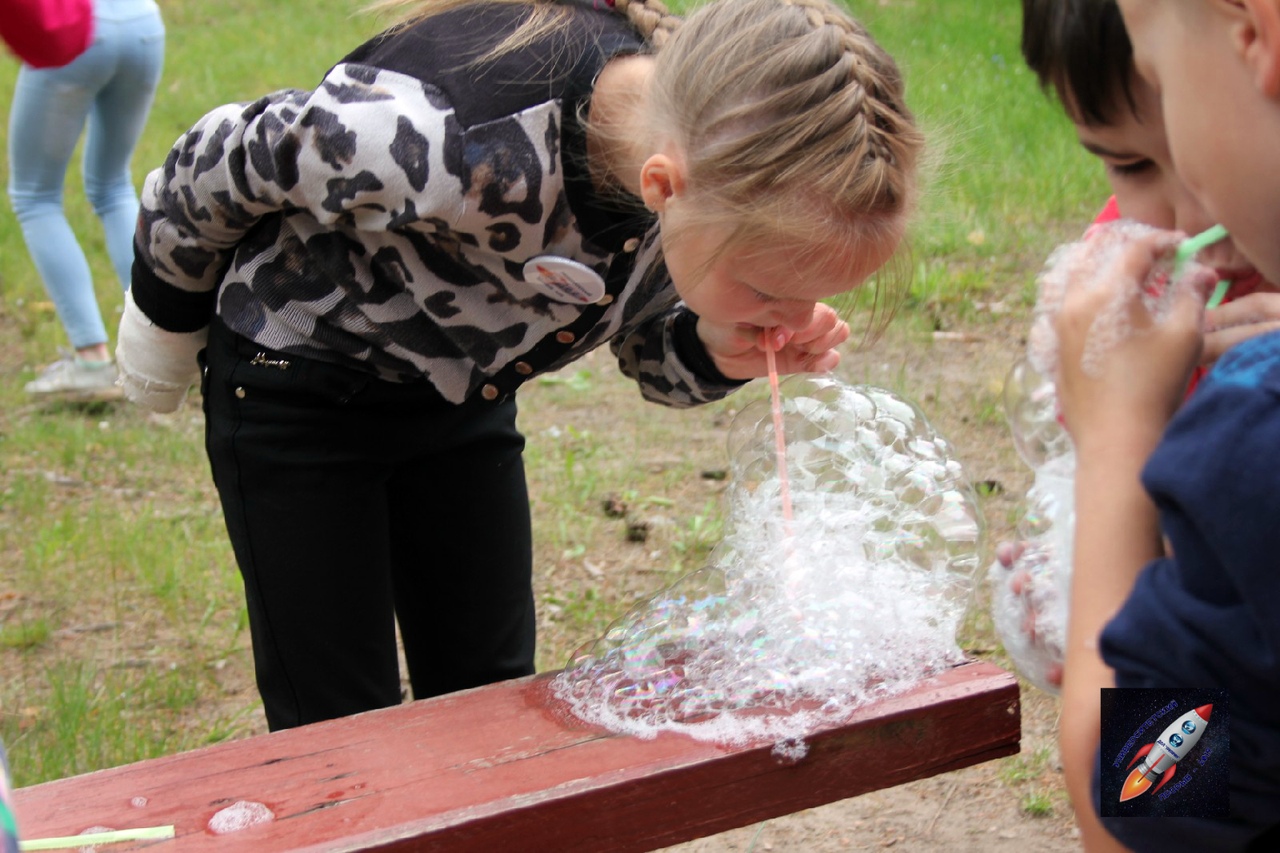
[1094,329,1280,850]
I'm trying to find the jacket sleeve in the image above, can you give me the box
[1,0,93,68]
[122,63,462,410]
[134,64,464,310]
[610,304,749,408]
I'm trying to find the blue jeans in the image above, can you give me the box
[6,0,164,350]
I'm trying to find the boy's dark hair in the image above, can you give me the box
[1020,0,1137,125]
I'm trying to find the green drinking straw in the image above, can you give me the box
[1174,224,1232,309]
[19,825,175,851]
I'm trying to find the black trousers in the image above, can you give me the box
[201,320,536,731]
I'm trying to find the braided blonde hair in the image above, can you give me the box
[370,0,921,313]
[647,0,921,300]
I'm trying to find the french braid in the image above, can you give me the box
[648,0,921,240]
[370,0,920,304]
[609,0,681,49]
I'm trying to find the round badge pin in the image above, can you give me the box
[523,256,607,304]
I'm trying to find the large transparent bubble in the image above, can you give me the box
[990,219,1216,694]
[1003,357,1070,470]
[553,376,984,750]
[988,356,1073,693]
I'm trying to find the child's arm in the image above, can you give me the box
[611,303,851,409]
[1052,232,1210,849]
[611,300,752,408]
[121,65,470,410]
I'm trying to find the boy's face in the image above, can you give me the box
[1117,0,1280,283]
[1074,76,1260,288]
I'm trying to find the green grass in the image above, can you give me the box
[850,0,1107,308]
[0,0,1105,792]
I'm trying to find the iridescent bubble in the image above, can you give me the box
[553,376,984,747]
[991,219,1214,694]
[207,801,274,835]
[988,453,1074,694]
[1003,357,1070,470]
[1026,219,1214,381]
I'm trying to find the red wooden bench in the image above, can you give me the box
[13,660,1018,852]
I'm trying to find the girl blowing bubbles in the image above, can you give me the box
[119,0,923,730]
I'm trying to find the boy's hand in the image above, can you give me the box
[1053,232,1212,455]
[1204,290,1280,365]
[698,303,851,379]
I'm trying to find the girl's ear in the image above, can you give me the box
[1238,0,1280,97]
[639,152,686,213]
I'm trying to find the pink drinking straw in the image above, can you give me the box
[763,330,794,533]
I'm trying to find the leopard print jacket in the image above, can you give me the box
[130,0,743,407]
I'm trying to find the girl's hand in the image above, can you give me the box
[697,304,851,379]
[1053,232,1211,455]
[1203,290,1280,365]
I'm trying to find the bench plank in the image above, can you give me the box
[14,661,1018,852]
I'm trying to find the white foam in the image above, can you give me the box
[207,800,275,835]
[989,449,1074,693]
[553,377,983,750]
[1027,219,1211,380]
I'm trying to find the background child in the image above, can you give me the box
[1021,0,1280,373]
[7,0,165,401]
[1018,3,1280,847]
[1054,0,1280,848]
[118,0,922,731]
[1008,0,1276,694]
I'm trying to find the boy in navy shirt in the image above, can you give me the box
[1054,1,1280,849]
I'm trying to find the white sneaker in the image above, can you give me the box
[24,352,123,402]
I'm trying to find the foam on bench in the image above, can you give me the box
[14,660,1018,852]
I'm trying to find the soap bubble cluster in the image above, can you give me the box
[553,376,983,748]
[991,219,1215,693]
[989,357,1073,693]
[1027,219,1214,380]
